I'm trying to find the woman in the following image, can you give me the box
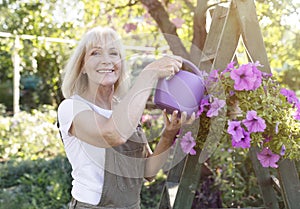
[57,26,195,209]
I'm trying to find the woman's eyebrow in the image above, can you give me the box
[92,46,117,50]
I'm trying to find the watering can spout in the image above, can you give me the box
[154,58,206,116]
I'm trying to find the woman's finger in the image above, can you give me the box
[170,110,179,123]
[180,111,187,124]
[186,112,196,125]
[162,109,170,126]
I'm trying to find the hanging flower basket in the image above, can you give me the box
[179,61,300,168]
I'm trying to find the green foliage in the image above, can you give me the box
[0,156,72,209]
[209,143,284,207]
[0,105,64,161]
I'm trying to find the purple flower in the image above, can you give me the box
[280,145,286,156]
[262,72,273,78]
[206,98,226,117]
[208,69,219,82]
[229,90,235,96]
[197,98,210,117]
[251,64,263,89]
[231,130,251,148]
[227,121,245,142]
[123,23,137,33]
[227,61,236,70]
[294,110,300,120]
[222,61,236,74]
[230,63,262,91]
[280,88,299,105]
[257,147,280,168]
[264,136,272,143]
[180,131,196,155]
[242,110,266,133]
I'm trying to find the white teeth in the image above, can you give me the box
[96,70,113,73]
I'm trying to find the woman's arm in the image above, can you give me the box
[144,110,195,179]
[70,56,182,148]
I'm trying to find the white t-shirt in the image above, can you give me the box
[57,94,112,205]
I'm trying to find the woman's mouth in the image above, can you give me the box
[96,69,114,73]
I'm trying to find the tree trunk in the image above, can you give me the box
[140,0,190,59]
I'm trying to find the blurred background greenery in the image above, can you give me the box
[0,0,299,208]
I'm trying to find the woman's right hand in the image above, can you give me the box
[143,55,183,79]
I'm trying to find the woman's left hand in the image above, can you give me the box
[161,109,195,140]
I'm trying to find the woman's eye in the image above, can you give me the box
[91,51,101,56]
[110,52,119,56]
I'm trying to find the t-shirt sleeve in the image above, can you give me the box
[57,98,92,137]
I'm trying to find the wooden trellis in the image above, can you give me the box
[158,0,300,208]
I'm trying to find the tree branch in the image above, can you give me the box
[183,0,195,11]
[140,0,190,59]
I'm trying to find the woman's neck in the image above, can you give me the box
[82,85,114,110]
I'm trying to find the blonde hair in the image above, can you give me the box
[61,26,129,99]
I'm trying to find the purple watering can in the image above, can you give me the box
[154,58,206,116]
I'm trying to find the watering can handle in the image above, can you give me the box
[181,58,202,76]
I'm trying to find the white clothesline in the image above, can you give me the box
[0,31,169,52]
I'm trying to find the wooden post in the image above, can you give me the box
[249,147,280,209]
[277,159,300,209]
[12,35,21,115]
[172,147,202,209]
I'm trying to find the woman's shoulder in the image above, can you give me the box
[58,95,92,116]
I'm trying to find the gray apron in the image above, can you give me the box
[69,126,147,209]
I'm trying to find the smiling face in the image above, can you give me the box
[83,43,122,88]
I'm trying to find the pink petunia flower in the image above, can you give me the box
[257,147,280,168]
[280,88,299,105]
[227,121,245,142]
[206,98,226,118]
[230,63,262,91]
[231,130,251,148]
[123,23,137,33]
[208,69,219,82]
[242,110,266,133]
[196,97,210,117]
[226,61,236,71]
[294,103,300,120]
[180,131,196,155]
[251,64,263,89]
[294,110,300,120]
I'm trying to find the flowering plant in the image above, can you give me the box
[179,61,300,168]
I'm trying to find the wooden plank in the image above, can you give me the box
[212,2,241,71]
[198,5,228,72]
[277,159,300,209]
[172,147,202,209]
[159,185,171,209]
[235,0,271,72]
[158,143,187,209]
[249,147,280,209]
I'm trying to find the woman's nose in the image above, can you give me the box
[99,54,112,64]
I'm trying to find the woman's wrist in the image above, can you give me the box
[161,130,178,145]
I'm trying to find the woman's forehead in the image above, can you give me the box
[87,38,120,50]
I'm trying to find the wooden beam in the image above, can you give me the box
[249,147,280,209]
[235,0,271,72]
[278,159,300,209]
